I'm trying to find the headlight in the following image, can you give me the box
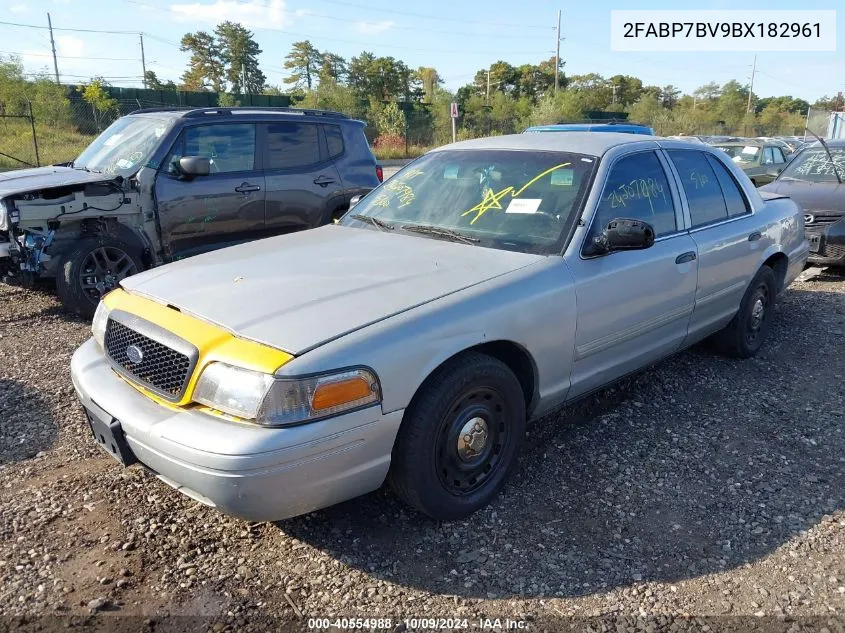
[193,363,275,419]
[0,200,8,232]
[193,363,381,426]
[91,300,112,348]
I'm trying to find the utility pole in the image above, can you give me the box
[554,9,561,93]
[139,34,147,89]
[47,13,60,84]
[746,54,757,113]
[611,84,618,105]
[486,70,491,106]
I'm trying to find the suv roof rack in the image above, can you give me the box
[181,107,349,119]
[128,106,194,115]
[127,106,350,119]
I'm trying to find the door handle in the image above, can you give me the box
[313,175,336,187]
[234,183,261,194]
[748,231,762,242]
[675,251,697,264]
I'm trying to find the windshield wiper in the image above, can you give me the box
[400,224,480,244]
[805,128,843,184]
[349,214,394,231]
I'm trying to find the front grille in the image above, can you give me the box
[105,318,194,400]
[805,214,843,234]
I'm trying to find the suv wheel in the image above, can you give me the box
[389,352,526,520]
[57,236,142,318]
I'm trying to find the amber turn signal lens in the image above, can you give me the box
[311,377,373,411]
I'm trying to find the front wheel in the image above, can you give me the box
[712,266,777,358]
[388,352,526,520]
[57,236,142,318]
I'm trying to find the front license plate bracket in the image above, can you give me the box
[85,404,138,467]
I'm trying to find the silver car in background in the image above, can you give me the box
[71,133,809,522]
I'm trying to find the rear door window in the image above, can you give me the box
[324,125,345,159]
[667,150,728,227]
[265,122,321,170]
[706,154,750,217]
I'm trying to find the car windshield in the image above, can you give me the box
[780,147,845,182]
[339,149,597,254]
[714,145,761,164]
[74,116,171,177]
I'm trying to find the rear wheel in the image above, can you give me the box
[57,236,142,318]
[389,352,526,520]
[712,266,776,358]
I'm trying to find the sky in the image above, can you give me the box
[1,0,842,103]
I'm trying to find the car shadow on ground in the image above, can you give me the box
[275,288,844,600]
[0,379,59,464]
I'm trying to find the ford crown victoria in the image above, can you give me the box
[70,133,809,522]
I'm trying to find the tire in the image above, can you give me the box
[388,352,526,520]
[57,236,143,318]
[712,266,777,358]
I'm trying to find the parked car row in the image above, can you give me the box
[3,107,839,523]
[65,121,810,523]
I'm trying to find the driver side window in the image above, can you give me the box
[584,151,676,255]
[164,124,256,175]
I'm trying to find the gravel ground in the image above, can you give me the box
[0,269,843,631]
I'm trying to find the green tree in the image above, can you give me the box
[348,52,415,101]
[180,31,225,92]
[215,22,265,93]
[375,101,406,137]
[318,53,348,85]
[283,40,321,91]
[416,67,441,103]
[144,70,177,91]
[77,77,118,131]
[608,74,643,107]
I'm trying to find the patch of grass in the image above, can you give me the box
[0,124,94,171]
[373,144,430,160]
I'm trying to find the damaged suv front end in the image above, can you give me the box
[0,113,178,313]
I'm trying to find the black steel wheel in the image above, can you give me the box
[57,236,143,318]
[713,265,777,358]
[389,351,526,520]
[434,386,510,496]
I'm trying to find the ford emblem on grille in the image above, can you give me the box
[805,214,815,224]
[125,344,144,364]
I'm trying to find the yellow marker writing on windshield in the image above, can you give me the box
[461,163,572,224]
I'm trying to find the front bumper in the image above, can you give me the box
[806,219,845,265]
[70,338,404,522]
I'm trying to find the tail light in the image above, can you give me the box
[376,165,383,182]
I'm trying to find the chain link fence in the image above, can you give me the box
[0,110,39,170]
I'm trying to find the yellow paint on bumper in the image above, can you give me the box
[103,288,293,407]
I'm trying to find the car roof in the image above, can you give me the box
[432,132,701,157]
[712,139,767,146]
[800,139,845,148]
[524,123,654,135]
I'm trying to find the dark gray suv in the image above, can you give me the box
[0,107,381,316]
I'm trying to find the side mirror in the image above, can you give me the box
[349,194,362,208]
[592,218,655,255]
[178,156,211,177]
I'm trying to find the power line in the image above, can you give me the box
[121,0,550,55]
[221,0,552,39]
[1,50,141,61]
[0,19,138,35]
